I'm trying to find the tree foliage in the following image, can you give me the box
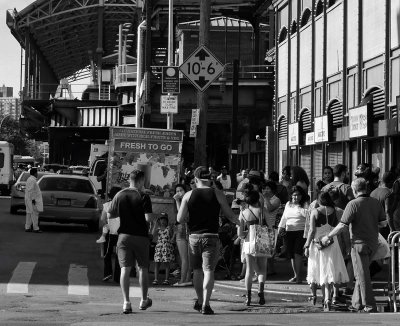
[0,116,32,155]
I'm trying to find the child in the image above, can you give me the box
[96,224,110,244]
[152,213,175,285]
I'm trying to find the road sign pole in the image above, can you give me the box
[194,0,210,166]
[167,0,174,130]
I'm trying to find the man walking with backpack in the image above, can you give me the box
[322,164,354,210]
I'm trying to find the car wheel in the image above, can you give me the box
[87,221,99,232]
[10,206,18,214]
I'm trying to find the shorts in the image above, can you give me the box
[175,223,188,241]
[189,234,220,271]
[284,230,306,258]
[117,234,150,268]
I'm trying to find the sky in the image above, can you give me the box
[0,0,31,96]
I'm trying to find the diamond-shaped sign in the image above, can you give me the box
[179,45,224,92]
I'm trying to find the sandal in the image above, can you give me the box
[308,295,317,306]
[152,280,159,285]
[288,277,297,283]
[162,280,170,285]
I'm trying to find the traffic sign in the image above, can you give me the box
[179,45,225,92]
[160,95,178,114]
[162,66,180,94]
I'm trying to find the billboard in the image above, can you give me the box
[106,127,183,198]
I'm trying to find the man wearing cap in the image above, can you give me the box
[177,166,239,315]
[216,165,231,189]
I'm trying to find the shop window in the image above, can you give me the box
[300,8,311,27]
[279,26,288,43]
[315,0,323,16]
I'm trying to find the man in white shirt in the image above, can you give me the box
[24,168,43,233]
[216,166,231,189]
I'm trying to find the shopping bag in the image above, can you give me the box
[254,225,275,258]
[371,233,390,261]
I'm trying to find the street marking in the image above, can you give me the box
[7,261,36,294]
[214,282,310,297]
[68,264,89,295]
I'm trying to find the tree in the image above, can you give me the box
[0,116,31,155]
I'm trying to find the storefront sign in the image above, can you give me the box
[349,105,369,138]
[107,127,183,198]
[305,132,315,145]
[288,122,299,146]
[314,115,329,143]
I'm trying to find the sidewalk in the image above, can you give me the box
[214,257,391,310]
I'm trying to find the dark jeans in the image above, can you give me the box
[351,243,376,310]
[103,233,120,282]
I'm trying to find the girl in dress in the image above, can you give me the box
[304,191,349,311]
[238,190,269,306]
[152,213,175,285]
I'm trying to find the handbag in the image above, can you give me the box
[243,208,275,257]
[313,207,334,251]
[371,233,390,261]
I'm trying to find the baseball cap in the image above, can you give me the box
[193,166,211,180]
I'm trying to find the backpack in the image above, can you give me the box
[323,182,352,210]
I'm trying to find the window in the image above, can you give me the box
[0,153,4,168]
[315,0,323,16]
[300,8,311,27]
[279,26,288,43]
[40,177,94,194]
[291,20,297,34]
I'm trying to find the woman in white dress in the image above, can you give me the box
[304,191,349,311]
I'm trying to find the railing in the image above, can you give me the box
[388,231,400,312]
[22,83,115,101]
[115,64,137,84]
[114,64,274,84]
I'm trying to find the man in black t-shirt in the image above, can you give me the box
[177,166,239,315]
[109,170,153,314]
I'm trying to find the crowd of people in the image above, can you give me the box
[96,162,400,315]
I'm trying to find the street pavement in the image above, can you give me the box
[0,197,399,325]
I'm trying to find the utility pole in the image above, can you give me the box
[167,0,174,129]
[194,0,210,166]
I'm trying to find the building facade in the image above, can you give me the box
[0,97,20,120]
[272,0,400,196]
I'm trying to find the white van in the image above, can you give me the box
[0,141,14,195]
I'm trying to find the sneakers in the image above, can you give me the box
[33,229,42,233]
[193,300,202,312]
[123,302,132,314]
[201,305,214,315]
[96,235,106,243]
[139,297,152,310]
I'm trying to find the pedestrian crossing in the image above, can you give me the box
[1,261,141,298]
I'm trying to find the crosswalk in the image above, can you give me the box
[1,261,141,298]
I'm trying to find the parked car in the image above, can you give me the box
[69,165,89,175]
[37,174,101,231]
[42,163,69,173]
[10,171,52,214]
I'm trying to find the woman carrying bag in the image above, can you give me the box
[304,191,349,311]
[238,190,270,306]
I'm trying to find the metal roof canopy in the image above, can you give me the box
[7,0,272,81]
[8,0,139,81]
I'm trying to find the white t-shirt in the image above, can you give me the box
[278,202,308,232]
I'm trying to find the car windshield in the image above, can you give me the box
[19,172,47,182]
[39,177,94,194]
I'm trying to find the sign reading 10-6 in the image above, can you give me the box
[179,45,225,92]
